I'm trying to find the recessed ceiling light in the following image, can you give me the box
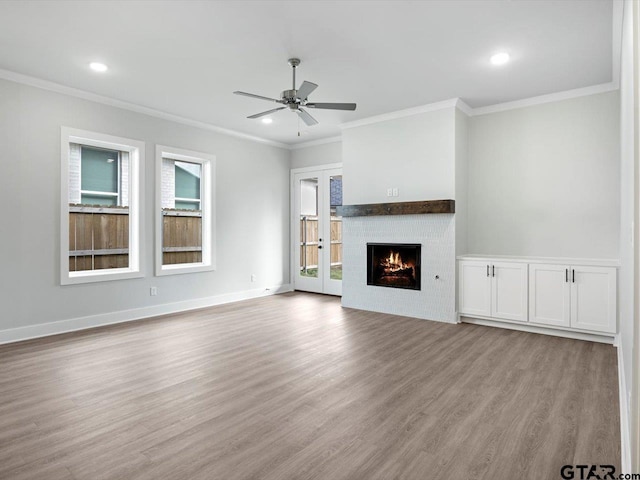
[89,62,108,72]
[490,52,510,66]
[261,118,273,124]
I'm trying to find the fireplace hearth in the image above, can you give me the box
[367,243,421,290]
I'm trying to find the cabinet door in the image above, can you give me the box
[529,264,571,327]
[570,266,617,334]
[459,261,491,317]
[490,262,528,322]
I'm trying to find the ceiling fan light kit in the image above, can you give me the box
[233,58,356,127]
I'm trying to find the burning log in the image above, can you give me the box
[381,266,414,278]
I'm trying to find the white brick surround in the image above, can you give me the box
[341,214,456,323]
[161,158,175,208]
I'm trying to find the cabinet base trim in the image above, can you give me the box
[460,316,615,344]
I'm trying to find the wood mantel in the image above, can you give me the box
[336,199,455,217]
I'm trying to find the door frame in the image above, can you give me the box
[290,163,343,295]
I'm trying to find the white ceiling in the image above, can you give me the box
[0,0,616,146]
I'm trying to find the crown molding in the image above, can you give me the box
[289,136,342,150]
[0,68,290,150]
[454,98,474,116]
[0,66,620,148]
[337,81,617,129]
[469,82,618,116]
[339,98,461,130]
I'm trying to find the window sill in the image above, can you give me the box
[62,268,144,285]
[155,263,216,277]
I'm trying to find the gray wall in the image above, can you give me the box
[467,91,620,259]
[0,79,291,331]
[290,141,342,169]
[343,108,456,205]
[455,110,469,257]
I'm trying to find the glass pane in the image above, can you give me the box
[175,200,201,210]
[300,177,318,278]
[69,144,129,273]
[330,175,342,281]
[175,161,201,200]
[81,146,118,193]
[163,159,203,266]
[80,194,117,206]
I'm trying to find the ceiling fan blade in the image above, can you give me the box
[304,102,357,111]
[247,107,286,119]
[297,108,318,126]
[296,81,318,101]
[233,91,283,103]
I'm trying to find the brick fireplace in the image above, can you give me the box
[338,200,456,323]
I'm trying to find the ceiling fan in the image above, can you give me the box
[233,58,356,126]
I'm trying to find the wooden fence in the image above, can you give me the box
[300,216,342,270]
[69,205,129,271]
[68,205,202,271]
[162,209,202,265]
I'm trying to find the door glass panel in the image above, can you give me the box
[299,177,319,278]
[329,175,342,281]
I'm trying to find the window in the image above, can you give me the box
[80,146,122,206]
[156,145,215,276]
[61,127,144,285]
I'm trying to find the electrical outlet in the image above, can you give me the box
[392,188,399,196]
[387,188,393,197]
[150,287,158,296]
[251,274,257,282]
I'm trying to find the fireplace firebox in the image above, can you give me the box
[367,243,421,290]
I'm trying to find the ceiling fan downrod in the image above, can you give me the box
[288,58,300,91]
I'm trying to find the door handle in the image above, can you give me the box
[318,245,323,249]
[572,269,575,283]
[492,265,495,277]
[486,265,490,277]
[565,269,568,283]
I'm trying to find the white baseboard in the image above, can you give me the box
[618,342,632,473]
[460,316,615,344]
[0,283,293,345]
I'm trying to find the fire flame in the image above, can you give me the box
[382,251,411,272]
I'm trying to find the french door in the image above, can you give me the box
[292,166,343,296]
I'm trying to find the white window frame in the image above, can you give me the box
[61,127,145,285]
[155,145,216,276]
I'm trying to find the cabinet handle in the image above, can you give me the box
[486,265,490,277]
[565,269,568,283]
[572,269,575,283]
[492,265,495,277]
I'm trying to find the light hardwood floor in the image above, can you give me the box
[0,292,620,480]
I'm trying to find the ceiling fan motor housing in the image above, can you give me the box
[281,89,298,103]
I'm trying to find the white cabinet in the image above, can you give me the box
[460,257,618,338]
[529,264,617,334]
[459,261,528,322]
[459,261,491,317]
[570,266,617,333]
[529,264,570,328]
